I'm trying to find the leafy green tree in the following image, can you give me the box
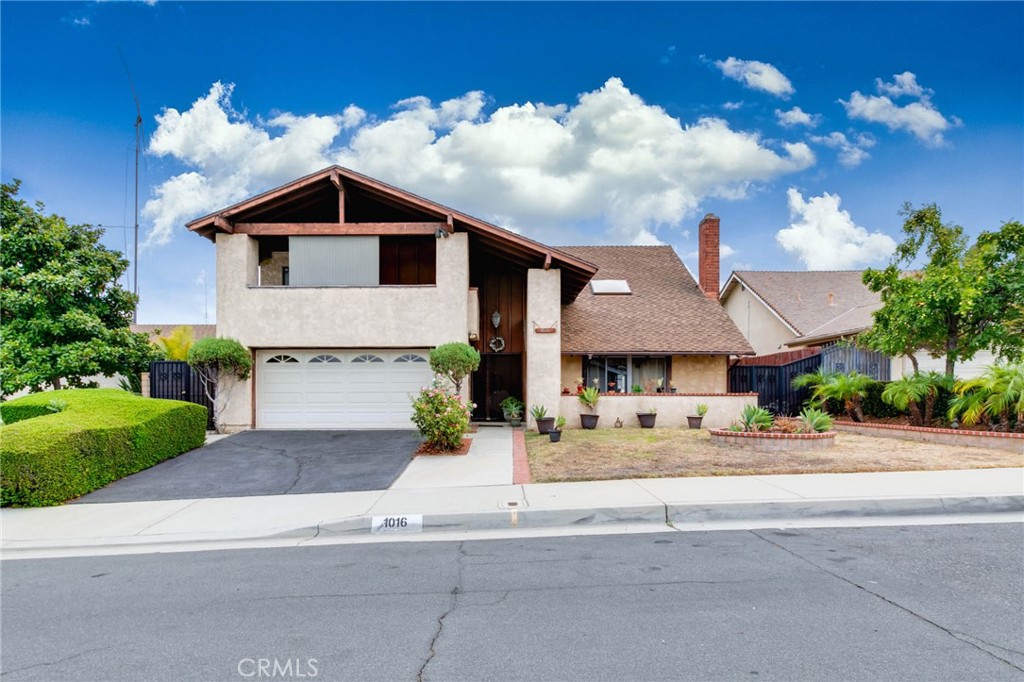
[187,337,252,433]
[861,204,1024,378]
[428,342,480,394]
[0,181,156,397]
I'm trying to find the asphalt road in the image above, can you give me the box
[76,430,418,503]
[2,523,1022,681]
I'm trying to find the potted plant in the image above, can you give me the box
[531,404,555,434]
[687,403,709,429]
[631,384,643,394]
[637,406,657,428]
[500,396,524,424]
[669,380,677,394]
[549,415,566,442]
[578,386,600,429]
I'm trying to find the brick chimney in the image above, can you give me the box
[698,213,720,300]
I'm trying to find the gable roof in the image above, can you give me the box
[721,270,879,336]
[559,246,754,355]
[790,302,882,346]
[186,166,598,303]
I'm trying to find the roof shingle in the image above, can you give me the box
[559,246,753,355]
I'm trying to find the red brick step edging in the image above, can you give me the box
[708,429,836,452]
[834,420,1023,454]
[512,428,532,484]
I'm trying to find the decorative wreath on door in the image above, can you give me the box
[489,336,506,352]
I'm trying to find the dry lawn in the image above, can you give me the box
[525,428,1023,483]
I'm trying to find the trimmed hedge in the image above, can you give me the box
[1,389,207,507]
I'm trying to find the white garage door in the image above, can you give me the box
[256,349,433,429]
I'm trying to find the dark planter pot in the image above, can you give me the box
[536,417,556,434]
[549,430,562,443]
[510,418,522,427]
[637,412,657,428]
[687,416,704,429]
[580,413,600,430]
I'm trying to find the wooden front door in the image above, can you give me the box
[472,353,523,421]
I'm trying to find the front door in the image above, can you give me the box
[472,353,523,421]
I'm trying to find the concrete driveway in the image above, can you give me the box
[76,430,419,504]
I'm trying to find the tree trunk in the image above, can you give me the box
[51,377,63,390]
[945,323,957,379]
[908,400,923,426]
[908,353,919,374]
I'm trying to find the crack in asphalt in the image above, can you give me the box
[1,642,126,676]
[417,541,466,682]
[749,529,1024,674]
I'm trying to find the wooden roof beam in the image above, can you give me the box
[330,169,345,222]
[213,215,233,233]
[233,222,447,236]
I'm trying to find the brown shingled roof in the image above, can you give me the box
[559,246,753,355]
[723,271,879,335]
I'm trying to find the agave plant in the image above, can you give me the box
[737,404,774,432]
[798,407,834,433]
[808,372,874,422]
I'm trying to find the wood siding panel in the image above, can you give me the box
[379,236,436,285]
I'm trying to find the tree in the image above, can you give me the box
[0,181,156,397]
[860,203,1024,378]
[187,337,252,433]
[153,325,195,361]
[428,342,480,394]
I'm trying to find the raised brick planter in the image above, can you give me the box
[835,421,1023,454]
[709,429,837,452]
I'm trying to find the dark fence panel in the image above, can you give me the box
[820,343,890,380]
[149,361,214,429]
[729,354,823,416]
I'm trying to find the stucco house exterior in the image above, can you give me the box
[719,270,995,379]
[187,166,754,432]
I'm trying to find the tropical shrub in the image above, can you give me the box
[881,372,950,425]
[0,389,206,506]
[947,364,1024,431]
[500,396,524,418]
[410,383,474,450]
[429,342,480,394]
[799,371,874,422]
[153,325,195,361]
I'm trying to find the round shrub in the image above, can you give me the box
[429,342,480,393]
[187,337,252,380]
[410,384,474,451]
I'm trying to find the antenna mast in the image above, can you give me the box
[119,48,142,323]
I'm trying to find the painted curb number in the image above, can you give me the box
[371,515,423,534]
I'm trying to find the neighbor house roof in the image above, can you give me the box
[186,165,598,303]
[790,302,883,346]
[720,270,879,337]
[131,324,218,341]
[558,246,754,355]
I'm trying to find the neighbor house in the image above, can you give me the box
[186,166,755,431]
[719,270,996,379]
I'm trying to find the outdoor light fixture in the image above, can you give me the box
[491,310,501,329]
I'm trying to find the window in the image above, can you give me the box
[352,354,385,363]
[590,279,631,295]
[309,354,341,363]
[266,354,299,364]
[394,354,427,363]
[583,355,668,392]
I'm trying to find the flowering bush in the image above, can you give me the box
[410,382,474,451]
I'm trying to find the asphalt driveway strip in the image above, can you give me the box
[75,430,420,504]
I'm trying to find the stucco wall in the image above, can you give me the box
[215,232,471,430]
[525,269,562,430]
[722,286,796,356]
[558,394,756,429]
[672,355,728,393]
[561,355,582,390]
[259,251,289,286]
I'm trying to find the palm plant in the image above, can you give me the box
[949,364,1024,431]
[881,372,949,425]
[154,325,195,361]
[809,372,873,422]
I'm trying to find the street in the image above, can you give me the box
[2,522,1022,681]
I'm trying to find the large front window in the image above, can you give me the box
[584,355,669,392]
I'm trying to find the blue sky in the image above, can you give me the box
[2,1,1022,324]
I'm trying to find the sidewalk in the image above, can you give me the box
[2,426,1022,559]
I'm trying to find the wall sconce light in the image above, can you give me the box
[491,310,501,329]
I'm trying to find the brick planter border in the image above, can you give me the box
[834,421,1023,454]
[708,429,837,452]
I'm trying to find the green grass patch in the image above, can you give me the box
[1,389,207,507]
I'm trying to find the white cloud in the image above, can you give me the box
[72,16,90,26]
[841,72,959,146]
[775,189,896,269]
[722,101,744,111]
[659,45,676,65]
[810,132,876,168]
[144,77,815,247]
[714,57,794,98]
[775,106,819,128]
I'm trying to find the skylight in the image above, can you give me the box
[590,279,631,295]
